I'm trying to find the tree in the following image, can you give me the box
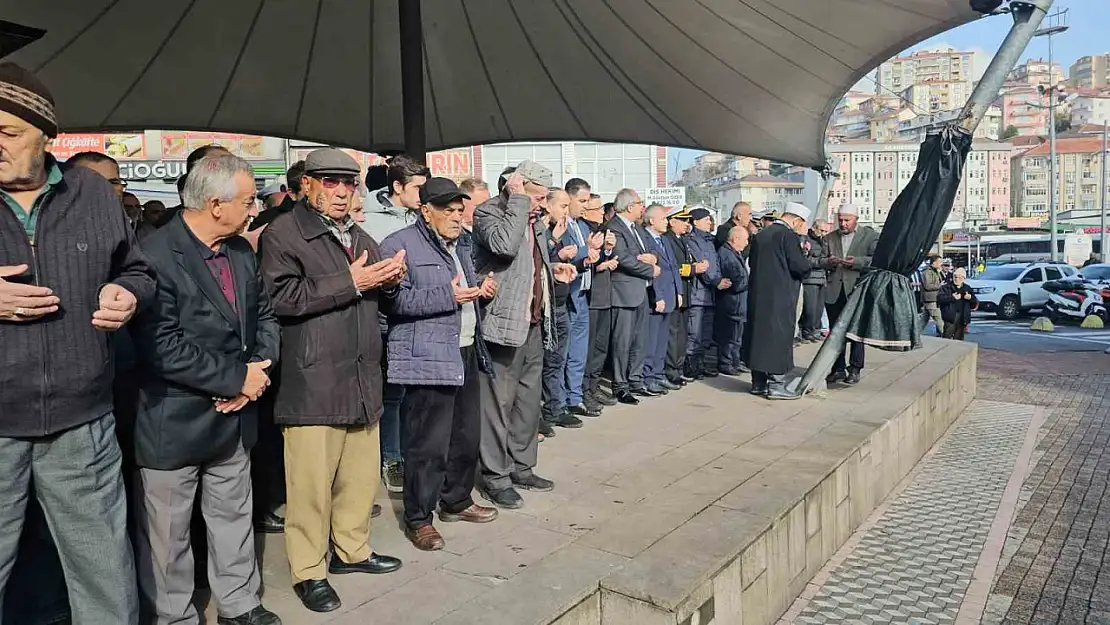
[1054,112,1071,134]
[1002,125,1019,139]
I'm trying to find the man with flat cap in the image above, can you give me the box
[743,202,813,399]
[258,148,407,613]
[378,178,500,552]
[0,61,156,623]
[472,160,573,510]
[822,204,878,385]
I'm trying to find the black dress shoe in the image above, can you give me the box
[481,486,524,509]
[632,386,660,397]
[718,367,740,376]
[547,410,584,429]
[701,369,719,378]
[217,605,282,625]
[568,403,601,417]
[293,579,341,613]
[254,510,284,534]
[593,392,618,407]
[646,384,670,395]
[616,391,640,405]
[583,398,605,414]
[680,374,696,383]
[538,420,556,437]
[826,370,847,384]
[737,363,751,374]
[512,473,554,492]
[749,384,768,396]
[766,385,800,401]
[845,369,862,385]
[329,553,403,575]
[659,379,682,391]
[372,503,382,518]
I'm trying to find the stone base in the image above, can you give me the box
[242,338,977,625]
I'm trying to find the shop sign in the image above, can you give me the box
[119,160,187,181]
[162,132,266,160]
[50,133,147,160]
[645,186,687,208]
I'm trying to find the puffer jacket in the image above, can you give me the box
[379,218,492,385]
[802,231,827,286]
[685,229,720,307]
[471,190,555,350]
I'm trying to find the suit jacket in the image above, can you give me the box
[132,213,281,470]
[663,230,694,309]
[823,226,879,302]
[559,218,593,295]
[586,220,614,310]
[716,245,750,320]
[604,214,655,308]
[646,230,682,313]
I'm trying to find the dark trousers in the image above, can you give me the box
[665,307,689,382]
[251,393,284,517]
[752,371,785,387]
[628,299,650,390]
[685,305,716,371]
[403,346,481,528]
[715,313,744,371]
[2,499,69,625]
[800,284,825,336]
[942,319,967,341]
[643,311,671,385]
[542,303,570,419]
[585,307,613,397]
[826,291,865,372]
[611,302,647,393]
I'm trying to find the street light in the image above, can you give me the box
[1033,8,1068,261]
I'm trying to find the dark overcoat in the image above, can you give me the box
[742,221,811,375]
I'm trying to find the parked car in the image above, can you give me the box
[964,262,1078,320]
[1070,262,1110,283]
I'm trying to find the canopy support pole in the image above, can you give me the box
[398,0,426,157]
[958,0,1053,133]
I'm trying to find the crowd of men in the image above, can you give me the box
[0,61,885,625]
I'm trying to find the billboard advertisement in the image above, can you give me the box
[50,133,147,160]
[161,132,266,160]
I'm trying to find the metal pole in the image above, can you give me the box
[958,0,1054,133]
[398,0,426,157]
[1102,122,1109,261]
[1048,37,1059,261]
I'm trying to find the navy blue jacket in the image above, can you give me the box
[716,244,751,321]
[379,218,493,386]
[558,218,593,296]
[645,229,682,313]
[685,229,721,307]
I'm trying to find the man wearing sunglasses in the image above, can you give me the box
[258,148,407,614]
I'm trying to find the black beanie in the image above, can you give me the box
[0,62,58,137]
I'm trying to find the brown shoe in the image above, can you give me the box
[405,524,445,551]
[439,503,499,524]
[372,503,382,518]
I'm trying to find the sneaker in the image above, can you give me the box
[383,461,404,494]
[511,473,554,492]
[538,420,556,437]
[547,410,584,429]
[480,486,524,509]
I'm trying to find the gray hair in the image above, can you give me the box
[642,203,666,226]
[953,267,967,279]
[182,153,255,210]
[613,188,639,214]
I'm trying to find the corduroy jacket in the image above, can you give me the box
[0,162,156,437]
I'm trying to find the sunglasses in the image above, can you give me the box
[314,175,359,190]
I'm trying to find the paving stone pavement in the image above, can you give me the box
[790,400,1035,625]
[976,350,1110,625]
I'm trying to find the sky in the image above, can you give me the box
[667,0,1105,178]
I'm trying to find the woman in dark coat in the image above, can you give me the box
[742,204,813,399]
[937,267,978,341]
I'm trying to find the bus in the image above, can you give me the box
[944,233,1103,265]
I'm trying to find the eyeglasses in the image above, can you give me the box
[314,175,359,190]
[108,178,128,188]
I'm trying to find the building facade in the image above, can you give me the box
[479,142,667,201]
[1012,137,1110,218]
[999,84,1050,137]
[1070,54,1110,90]
[902,80,970,114]
[1070,94,1110,128]
[704,175,806,221]
[875,48,975,96]
[1008,58,1066,87]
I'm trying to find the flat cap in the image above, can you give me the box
[515,160,554,187]
[304,148,360,176]
[689,207,712,221]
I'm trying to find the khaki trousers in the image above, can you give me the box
[283,424,381,582]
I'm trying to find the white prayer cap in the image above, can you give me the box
[783,202,812,225]
[837,203,859,216]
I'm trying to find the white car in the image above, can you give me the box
[1072,263,1110,283]
[964,262,1078,320]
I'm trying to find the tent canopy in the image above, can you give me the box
[3,0,980,168]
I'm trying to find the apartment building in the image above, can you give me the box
[902,80,971,114]
[875,48,975,95]
[704,175,806,220]
[1012,136,1110,218]
[999,84,1050,137]
[1070,54,1110,90]
[1008,58,1066,87]
[1070,94,1110,127]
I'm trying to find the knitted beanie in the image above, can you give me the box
[0,62,57,137]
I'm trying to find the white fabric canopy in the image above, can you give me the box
[2,0,980,168]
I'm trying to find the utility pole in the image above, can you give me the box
[1102,122,1109,261]
[1033,8,1068,261]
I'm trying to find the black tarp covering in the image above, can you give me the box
[793,126,973,395]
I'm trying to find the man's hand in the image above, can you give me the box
[637,253,657,265]
[588,232,604,251]
[352,250,406,291]
[717,278,732,290]
[603,231,616,252]
[0,264,59,321]
[381,250,408,287]
[558,244,578,261]
[694,260,709,274]
[655,300,665,313]
[586,247,601,264]
[802,240,812,252]
[479,272,498,299]
[652,264,662,278]
[553,263,578,284]
[452,273,482,304]
[92,284,138,331]
[215,395,250,414]
[596,257,618,272]
[504,172,525,196]
[841,256,855,266]
[677,294,684,308]
[241,359,272,401]
[551,216,568,240]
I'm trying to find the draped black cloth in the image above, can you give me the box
[794,126,973,395]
